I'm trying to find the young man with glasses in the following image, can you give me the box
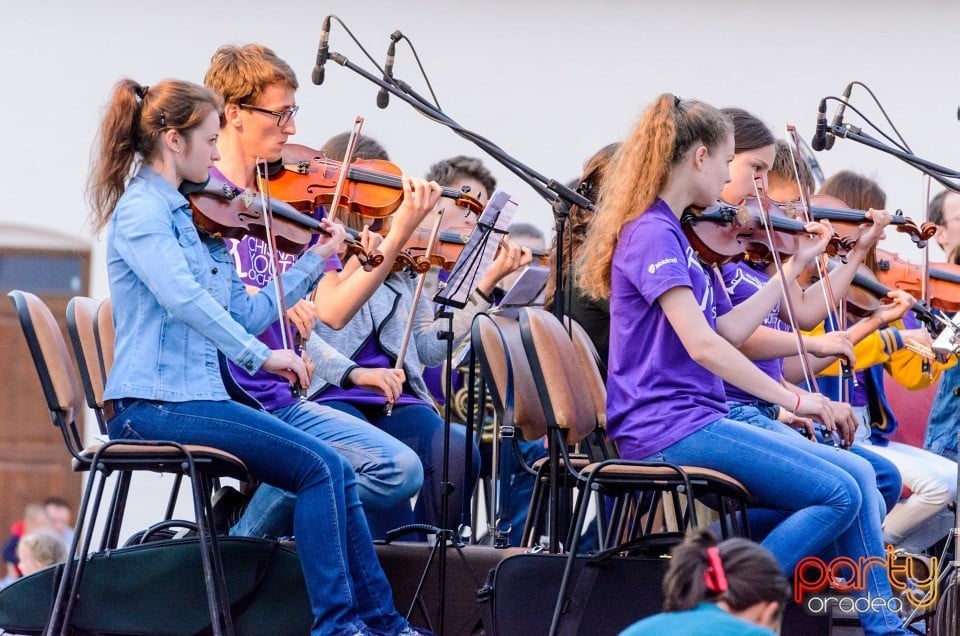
[203,43,438,636]
[927,189,960,262]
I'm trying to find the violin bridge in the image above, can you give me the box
[734,205,750,226]
[238,190,256,208]
[283,160,313,175]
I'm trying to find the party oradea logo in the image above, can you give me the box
[793,545,937,615]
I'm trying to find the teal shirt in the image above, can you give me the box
[619,602,775,636]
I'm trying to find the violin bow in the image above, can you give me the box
[325,116,364,226]
[920,175,933,376]
[254,157,306,398]
[786,124,856,399]
[750,175,838,445]
[383,208,447,416]
[311,116,365,308]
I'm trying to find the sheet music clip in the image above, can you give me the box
[489,264,550,320]
[434,189,517,310]
[932,311,960,355]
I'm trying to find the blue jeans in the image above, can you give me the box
[107,398,407,636]
[727,403,903,514]
[642,417,905,635]
[324,401,481,540]
[729,404,905,634]
[232,400,423,538]
[507,439,548,545]
[924,364,960,460]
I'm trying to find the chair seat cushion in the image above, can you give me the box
[73,442,249,480]
[579,462,752,499]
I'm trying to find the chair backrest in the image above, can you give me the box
[8,290,86,456]
[472,313,547,441]
[518,308,597,445]
[66,296,110,434]
[97,298,115,377]
[563,317,607,429]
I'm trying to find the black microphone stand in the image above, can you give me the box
[828,113,960,636]
[323,49,593,633]
[326,51,594,322]
[826,123,960,193]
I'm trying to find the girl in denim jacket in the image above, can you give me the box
[89,77,429,636]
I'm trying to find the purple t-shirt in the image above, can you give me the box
[720,261,790,403]
[606,199,732,460]
[315,336,430,408]
[212,167,341,411]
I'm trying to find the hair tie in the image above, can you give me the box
[135,85,149,100]
[673,95,682,108]
[704,546,728,594]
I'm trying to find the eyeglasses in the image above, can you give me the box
[238,103,299,127]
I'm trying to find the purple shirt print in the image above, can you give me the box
[211,167,341,411]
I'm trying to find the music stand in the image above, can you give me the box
[490,265,550,320]
[401,189,516,631]
[434,190,517,309]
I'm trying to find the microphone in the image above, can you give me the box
[811,98,828,152]
[311,16,332,86]
[376,34,398,109]
[824,82,853,151]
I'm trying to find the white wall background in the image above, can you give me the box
[4,0,960,537]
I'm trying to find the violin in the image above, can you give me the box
[797,255,945,333]
[396,224,551,273]
[263,144,485,226]
[185,177,384,266]
[795,258,882,318]
[776,194,937,248]
[875,248,960,313]
[681,197,853,266]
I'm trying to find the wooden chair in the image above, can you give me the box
[509,308,752,635]
[9,290,248,636]
[562,316,752,548]
[66,296,224,550]
[471,312,559,547]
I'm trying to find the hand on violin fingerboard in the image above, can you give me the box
[301,351,315,378]
[308,218,348,260]
[794,220,834,266]
[477,237,533,296]
[853,209,892,251]
[359,225,384,252]
[871,289,915,325]
[388,177,444,240]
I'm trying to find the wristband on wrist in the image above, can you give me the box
[793,392,801,413]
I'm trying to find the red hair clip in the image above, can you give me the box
[704,546,728,594]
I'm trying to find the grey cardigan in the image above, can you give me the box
[306,272,491,406]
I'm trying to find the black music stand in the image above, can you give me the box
[390,190,516,632]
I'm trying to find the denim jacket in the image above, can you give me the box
[924,363,960,460]
[103,167,324,402]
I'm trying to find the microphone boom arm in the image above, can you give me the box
[325,51,592,212]
[829,123,960,193]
